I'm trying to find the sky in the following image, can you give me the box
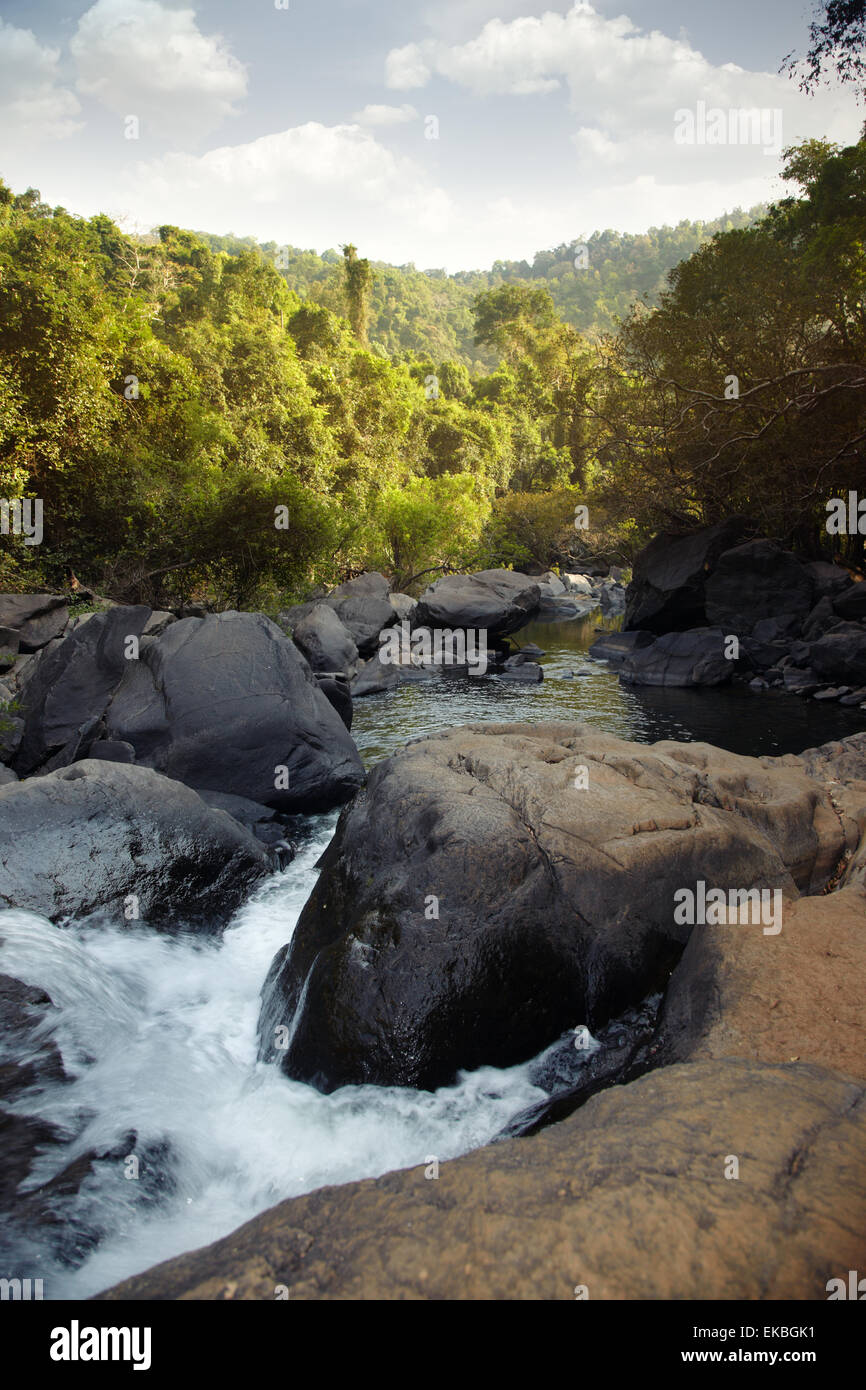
[0,0,861,271]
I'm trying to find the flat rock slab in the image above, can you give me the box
[96,1059,866,1301]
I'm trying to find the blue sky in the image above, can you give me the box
[0,1,860,269]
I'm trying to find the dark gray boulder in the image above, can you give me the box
[12,606,151,776]
[87,739,136,764]
[323,573,394,657]
[705,540,814,635]
[196,790,295,855]
[351,659,433,698]
[623,518,750,634]
[0,629,19,673]
[810,629,866,686]
[105,611,364,812]
[314,674,352,730]
[292,604,358,677]
[0,594,69,652]
[617,628,735,688]
[0,761,269,929]
[496,661,543,682]
[414,569,541,639]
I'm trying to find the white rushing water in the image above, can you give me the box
[0,813,549,1298]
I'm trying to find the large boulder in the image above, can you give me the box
[12,606,151,776]
[623,518,749,633]
[0,761,269,929]
[414,570,541,639]
[0,594,69,652]
[616,628,735,687]
[291,604,359,678]
[258,723,843,1092]
[105,611,364,812]
[810,628,866,686]
[323,573,394,657]
[705,540,814,635]
[97,1059,866,1301]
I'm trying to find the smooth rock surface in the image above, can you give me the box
[414,570,541,639]
[0,761,270,928]
[105,611,364,812]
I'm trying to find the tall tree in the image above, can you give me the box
[341,243,373,344]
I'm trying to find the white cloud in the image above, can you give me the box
[352,103,419,126]
[384,3,858,214]
[0,20,82,144]
[113,122,454,264]
[385,44,433,91]
[70,0,247,141]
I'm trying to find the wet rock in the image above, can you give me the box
[0,761,270,929]
[12,607,151,776]
[496,661,543,682]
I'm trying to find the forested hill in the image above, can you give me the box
[198,207,765,373]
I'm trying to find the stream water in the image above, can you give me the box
[1,611,863,1298]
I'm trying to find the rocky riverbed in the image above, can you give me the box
[1,561,864,1301]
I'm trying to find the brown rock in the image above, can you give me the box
[96,1059,866,1301]
[659,884,866,1080]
